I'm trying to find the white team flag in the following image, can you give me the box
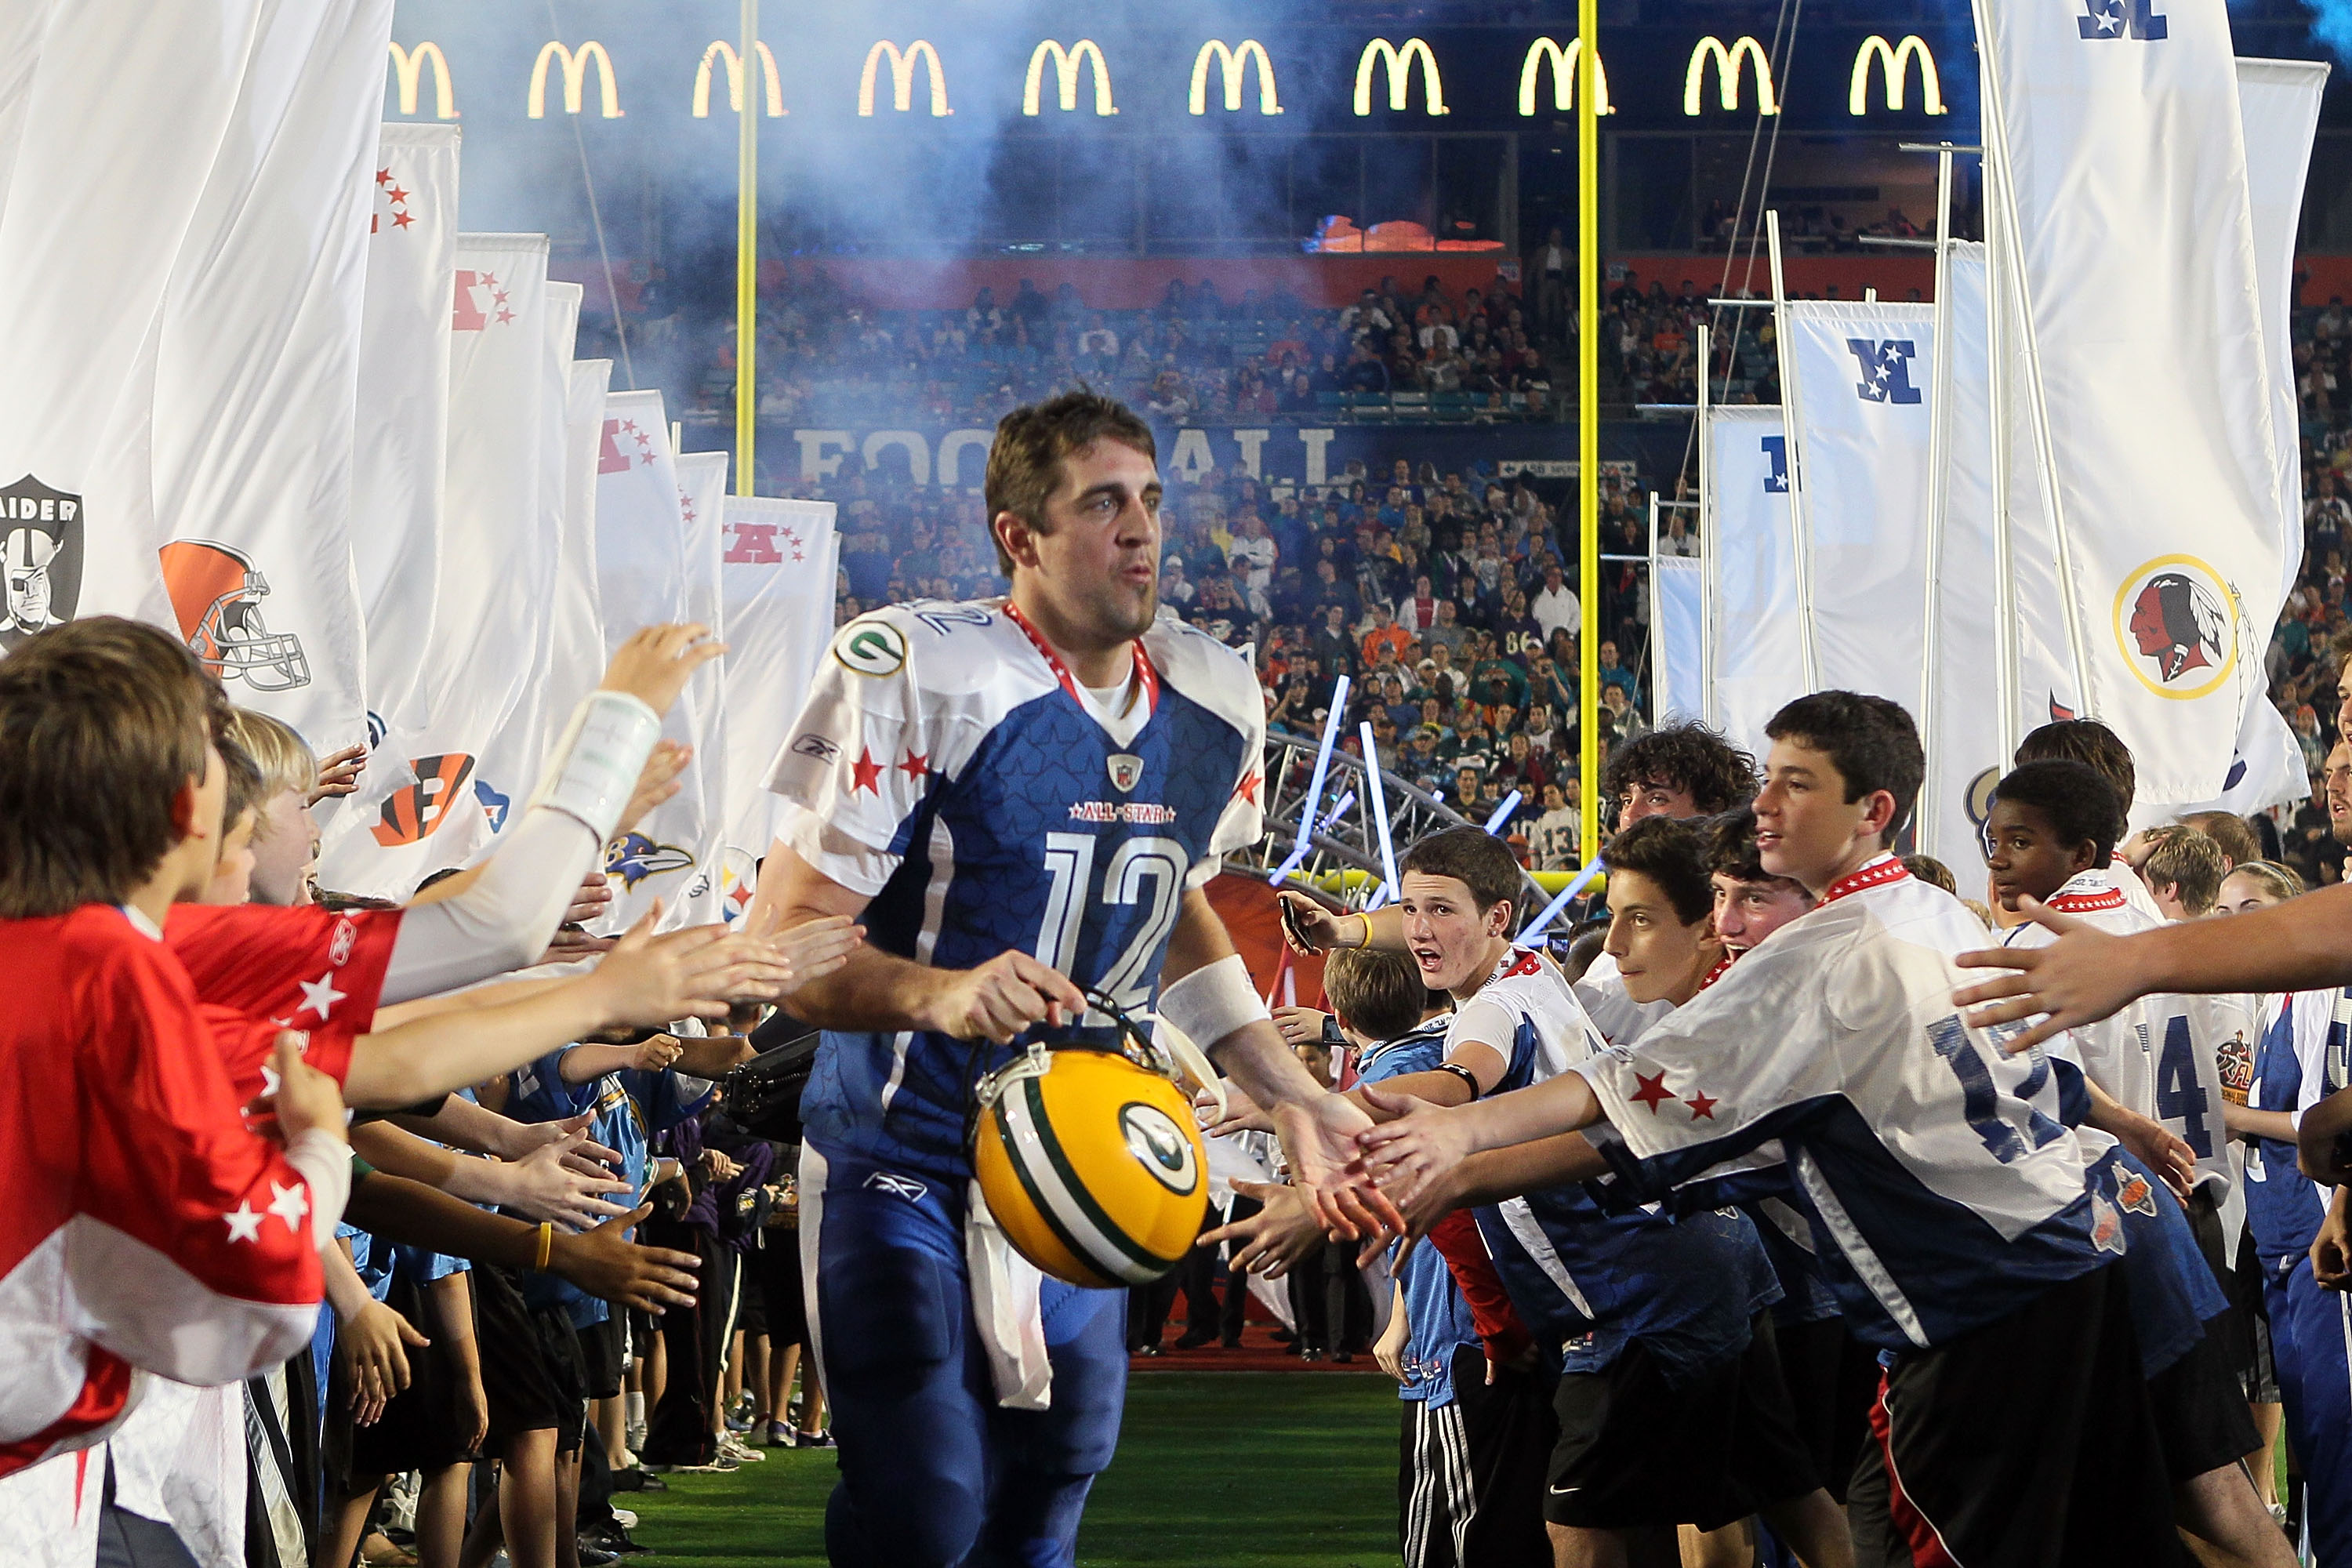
[1781,301,1936,712]
[1704,407,1806,760]
[595,389,701,926]
[673,451,731,927]
[2154,57,2329,822]
[151,0,393,755]
[0,0,270,641]
[1976,0,2283,803]
[319,233,548,898]
[1650,555,1705,728]
[719,495,840,915]
[545,358,612,728]
[350,122,459,768]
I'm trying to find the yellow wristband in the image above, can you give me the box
[532,1221,554,1272]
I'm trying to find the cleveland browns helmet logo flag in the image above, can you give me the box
[158,539,310,691]
[372,754,477,846]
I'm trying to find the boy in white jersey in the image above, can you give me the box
[1362,692,2193,1566]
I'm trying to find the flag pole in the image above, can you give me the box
[1646,491,1664,722]
[1918,147,1956,848]
[1766,210,1818,691]
[1697,322,1716,728]
[1577,0,1601,867]
[733,0,757,497]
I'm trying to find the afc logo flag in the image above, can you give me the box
[1846,339,1922,404]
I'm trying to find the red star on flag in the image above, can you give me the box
[388,184,408,205]
[392,210,414,229]
[1685,1091,1719,1120]
[495,307,514,324]
[850,747,884,794]
[481,272,498,289]
[1630,1071,1673,1113]
[898,750,928,781]
[376,168,391,186]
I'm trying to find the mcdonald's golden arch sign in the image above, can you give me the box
[529,40,622,118]
[695,40,785,118]
[1684,36,1776,115]
[860,40,950,116]
[1189,41,1279,115]
[1519,38,1610,117]
[1354,38,1446,117]
[1849,35,1946,115]
[1025,39,1115,116]
[387,42,456,119]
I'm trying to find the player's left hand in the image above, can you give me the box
[1272,1092,1405,1243]
[307,743,366,805]
[1352,1085,1472,1211]
[1196,1080,1272,1136]
[1200,1179,1327,1277]
[1951,901,2145,1051]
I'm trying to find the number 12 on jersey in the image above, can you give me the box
[1036,832,1188,1024]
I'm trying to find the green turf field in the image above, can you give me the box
[620,1372,1401,1566]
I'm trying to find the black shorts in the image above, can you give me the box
[1857,1262,2195,1568]
[760,1225,809,1348]
[1545,1314,1820,1531]
[578,1312,626,1403]
[1772,1313,1882,1505]
[474,1265,566,1452]
[2228,1216,2281,1404]
[525,1304,589,1453]
[350,1267,479,1476]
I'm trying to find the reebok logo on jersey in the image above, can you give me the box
[790,731,840,762]
[864,1171,928,1203]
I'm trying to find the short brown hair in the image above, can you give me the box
[1901,855,1958,895]
[2140,825,2226,916]
[983,389,1156,575]
[2177,811,2259,870]
[1400,826,1522,917]
[219,736,264,837]
[0,617,228,917]
[1323,948,1436,1042]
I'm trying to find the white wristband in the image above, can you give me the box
[529,691,662,844]
[1156,953,1271,1058]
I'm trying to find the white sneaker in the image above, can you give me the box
[718,1433,766,1463]
[609,1508,638,1530]
[626,1423,648,1452]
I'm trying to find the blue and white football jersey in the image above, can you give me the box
[1360,1018,1479,1408]
[1576,857,2120,1352]
[766,600,1265,1182]
[2245,989,2335,1270]
[2002,867,2232,1197]
[1448,947,1778,1377]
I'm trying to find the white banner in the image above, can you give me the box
[0,0,269,642]
[545,358,612,729]
[1650,555,1706,728]
[151,0,392,753]
[318,233,548,898]
[594,389,700,927]
[673,451,731,927]
[350,122,459,768]
[2154,57,2330,822]
[1782,301,1936,713]
[1976,0,2283,803]
[1704,407,1806,761]
[720,495,840,910]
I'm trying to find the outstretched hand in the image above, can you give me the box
[1200,1179,1327,1278]
[600,624,725,718]
[1271,1092,1405,1243]
[1352,1083,1473,1212]
[1951,898,2143,1051]
[307,744,366,805]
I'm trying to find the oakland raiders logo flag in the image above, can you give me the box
[0,475,83,655]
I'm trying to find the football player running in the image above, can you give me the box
[746,391,1395,1568]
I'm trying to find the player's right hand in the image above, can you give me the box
[600,623,726,718]
[1275,891,1352,955]
[1196,1080,1273,1135]
[924,950,1087,1043]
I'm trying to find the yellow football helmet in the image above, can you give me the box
[971,1001,1214,1290]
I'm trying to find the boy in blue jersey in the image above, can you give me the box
[746,391,1395,1568]
[1367,692,2194,1566]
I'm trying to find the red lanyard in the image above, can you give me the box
[1002,600,1160,717]
[1817,854,1910,909]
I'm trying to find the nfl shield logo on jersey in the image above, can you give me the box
[1107,753,1144,793]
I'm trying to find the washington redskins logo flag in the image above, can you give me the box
[2111,555,2238,700]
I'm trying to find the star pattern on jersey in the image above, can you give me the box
[851,746,884,794]
[223,1203,264,1244]
[267,1181,310,1233]
[898,750,929,782]
[1630,1070,1673,1112]
[1230,769,1261,806]
[1684,1091,1719,1120]
[297,972,347,1021]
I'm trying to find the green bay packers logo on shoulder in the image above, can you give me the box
[2112,555,2238,701]
[1120,1102,1200,1194]
[833,616,906,677]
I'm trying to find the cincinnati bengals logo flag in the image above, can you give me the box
[372,753,477,846]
